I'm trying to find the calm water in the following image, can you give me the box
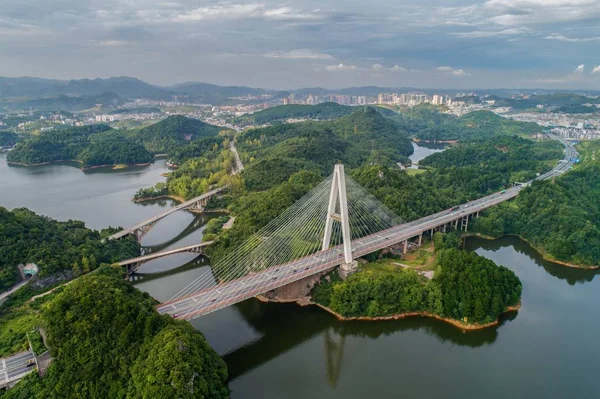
[2,155,600,398]
[409,142,445,164]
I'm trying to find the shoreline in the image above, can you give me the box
[256,294,521,331]
[312,302,521,331]
[467,233,599,270]
[412,138,458,144]
[133,194,186,204]
[7,159,155,171]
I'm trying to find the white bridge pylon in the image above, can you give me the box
[323,164,353,264]
[162,164,402,317]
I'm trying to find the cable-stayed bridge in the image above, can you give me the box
[156,136,575,321]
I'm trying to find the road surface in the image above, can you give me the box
[0,351,36,388]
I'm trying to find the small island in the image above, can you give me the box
[6,125,154,170]
[306,235,522,330]
[5,115,223,170]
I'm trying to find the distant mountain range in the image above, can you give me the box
[0,76,599,113]
[2,76,599,101]
[0,76,285,105]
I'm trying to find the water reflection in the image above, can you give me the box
[466,236,599,285]
[222,299,510,382]
[140,213,220,254]
[130,257,211,283]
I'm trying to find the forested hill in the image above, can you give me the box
[7,124,153,168]
[0,207,139,290]
[473,152,600,268]
[235,102,353,125]
[3,266,229,398]
[391,106,541,141]
[127,115,220,154]
[6,116,222,168]
[0,130,18,147]
[236,107,414,190]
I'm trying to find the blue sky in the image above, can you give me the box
[1,0,599,89]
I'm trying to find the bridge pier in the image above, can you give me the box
[461,215,469,231]
[338,261,358,280]
[418,233,422,246]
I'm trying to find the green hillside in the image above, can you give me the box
[391,106,541,141]
[237,107,413,186]
[235,102,352,125]
[129,115,221,153]
[7,125,153,168]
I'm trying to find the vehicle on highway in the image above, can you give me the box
[448,206,460,212]
[500,189,506,194]
[26,359,36,368]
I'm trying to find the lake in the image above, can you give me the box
[1,154,599,398]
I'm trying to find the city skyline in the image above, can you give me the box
[1,0,600,89]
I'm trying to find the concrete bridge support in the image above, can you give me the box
[189,197,210,213]
[461,215,470,231]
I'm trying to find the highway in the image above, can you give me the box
[0,351,36,388]
[157,134,576,320]
[108,187,225,240]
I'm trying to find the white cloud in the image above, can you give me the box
[451,28,529,38]
[422,0,600,28]
[371,63,407,72]
[536,64,586,83]
[545,34,600,43]
[324,63,360,71]
[92,40,133,47]
[262,49,333,60]
[437,66,470,76]
[173,4,318,23]
[593,65,600,74]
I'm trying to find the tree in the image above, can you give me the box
[71,262,80,277]
[81,256,90,274]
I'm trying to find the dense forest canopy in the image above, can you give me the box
[473,157,600,267]
[127,115,220,154]
[234,102,353,126]
[311,247,522,324]
[0,207,139,290]
[0,131,17,147]
[389,107,541,141]
[6,124,152,167]
[2,266,229,398]
[5,115,222,168]
[352,136,562,221]
[237,107,413,184]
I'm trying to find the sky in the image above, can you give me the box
[1,0,600,89]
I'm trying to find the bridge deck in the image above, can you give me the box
[109,187,224,240]
[157,135,575,320]
[0,351,35,388]
[119,242,213,266]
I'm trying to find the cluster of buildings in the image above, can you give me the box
[550,126,600,141]
[283,93,368,105]
[94,112,162,124]
[282,92,454,107]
